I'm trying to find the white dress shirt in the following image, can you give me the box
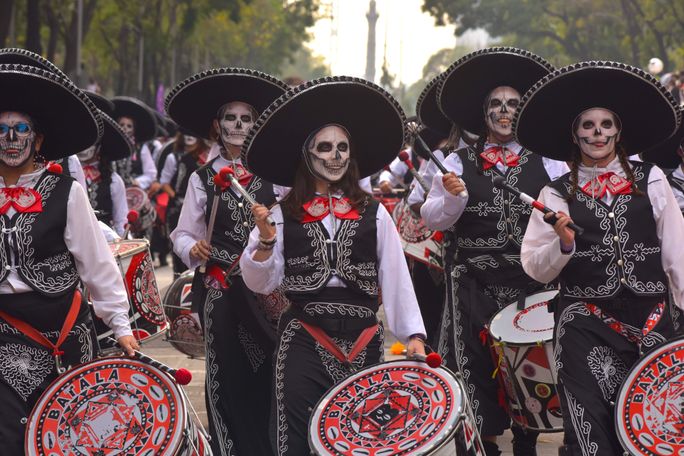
[378,149,413,187]
[110,172,128,236]
[160,153,178,185]
[239,202,427,342]
[521,157,684,310]
[421,143,569,230]
[0,167,132,338]
[671,165,684,211]
[134,143,158,190]
[67,155,87,189]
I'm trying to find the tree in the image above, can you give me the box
[0,0,15,48]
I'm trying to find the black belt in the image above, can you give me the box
[289,306,377,334]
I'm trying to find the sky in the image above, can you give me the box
[305,0,489,86]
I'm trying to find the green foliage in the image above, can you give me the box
[422,0,684,72]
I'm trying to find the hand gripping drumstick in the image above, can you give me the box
[121,210,139,240]
[413,133,468,198]
[390,342,443,368]
[382,165,409,191]
[216,166,275,226]
[398,150,429,193]
[106,337,192,385]
[491,176,585,236]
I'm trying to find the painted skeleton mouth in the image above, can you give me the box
[497,117,512,126]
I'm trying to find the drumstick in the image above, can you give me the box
[390,342,442,368]
[382,165,409,190]
[121,210,139,240]
[413,133,468,198]
[198,176,225,275]
[217,167,275,226]
[491,176,585,236]
[106,337,192,385]
[398,150,429,193]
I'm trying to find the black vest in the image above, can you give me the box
[131,144,145,177]
[549,162,667,300]
[444,147,550,262]
[282,197,379,299]
[85,165,114,224]
[198,158,276,271]
[0,171,79,296]
[172,152,201,200]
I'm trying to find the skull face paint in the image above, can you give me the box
[77,145,98,163]
[303,124,351,183]
[0,111,37,168]
[484,86,520,141]
[183,135,198,147]
[217,102,256,148]
[572,108,621,162]
[117,116,135,142]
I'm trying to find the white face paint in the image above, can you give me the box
[0,111,36,168]
[117,116,135,141]
[77,145,98,163]
[573,108,620,162]
[217,102,255,148]
[484,86,520,141]
[304,125,351,183]
[183,135,198,146]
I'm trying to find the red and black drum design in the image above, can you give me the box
[309,360,484,455]
[394,200,444,270]
[615,336,684,456]
[26,357,192,455]
[163,270,205,359]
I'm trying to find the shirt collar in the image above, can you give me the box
[484,141,522,154]
[577,156,625,183]
[0,166,46,188]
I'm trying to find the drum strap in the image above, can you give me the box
[0,290,81,372]
[299,320,379,368]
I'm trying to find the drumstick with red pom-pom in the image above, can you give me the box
[391,342,442,368]
[381,165,408,191]
[105,337,193,385]
[398,151,429,193]
[121,210,139,239]
[218,166,275,226]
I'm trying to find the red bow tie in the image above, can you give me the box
[301,196,360,223]
[581,172,632,198]
[83,164,101,183]
[231,163,253,187]
[480,146,519,170]
[0,187,43,214]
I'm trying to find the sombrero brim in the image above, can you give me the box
[439,47,554,134]
[0,64,102,160]
[416,73,451,137]
[165,68,288,140]
[85,90,115,117]
[514,61,681,161]
[242,76,407,187]
[0,48,68,80]
[99,112,134,161]
[112,96,157,143]
[414,126,446,159]
[641,111,684,169]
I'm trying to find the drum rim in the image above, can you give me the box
[109,238,150,257]
[488,290,558,345]
[614,334,684,455]
[307,359,465,456]
[25,356,188,455]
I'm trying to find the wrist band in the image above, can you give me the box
[258,234,277,245]
[409,333,426,342]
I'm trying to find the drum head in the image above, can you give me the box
[109,239,148,257]
[26,357,187,455]
[126,186,148,211]
[615,336,684,456]
[309,360,464,455]
[489,290,557,344]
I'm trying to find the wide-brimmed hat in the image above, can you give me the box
[165,67,288,140]
[112,96,157,143]
[641,106,684,169]
[242,76,406,187]
[83,91,132,160]
[514,61,681,161]
[84,90,115,117]
[0,48,69,80]
[416,73,451,139]
[438,47,554,134]
[0,63,102,160]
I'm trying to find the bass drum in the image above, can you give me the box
[164,270,205,359]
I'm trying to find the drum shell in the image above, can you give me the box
[163,270,205,359]
[127,186,157,232]
[394,200,444,271]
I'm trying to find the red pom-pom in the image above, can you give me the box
[383,165,390,171]
[127,210,139,223]
[425,352,442,368]
[174,368,192,385]
[219,166,235,181]
[47,162,63,174]
[431,231,444,242]
[398,150,410,162]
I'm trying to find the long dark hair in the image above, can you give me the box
[280,157,368,220]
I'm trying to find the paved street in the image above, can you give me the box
[150,263,563,455]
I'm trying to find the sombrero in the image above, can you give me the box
[0,48,69,80]
[641,106,684,169]
[112,96,157,143]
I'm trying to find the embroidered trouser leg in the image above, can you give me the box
[554,299,675,456]
[271,311,384,456]
[202,278,276,456]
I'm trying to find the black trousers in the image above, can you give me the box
[554,296,679,456]
[200,276,280,456]
[410,258,444,345]
[0,291,94,456]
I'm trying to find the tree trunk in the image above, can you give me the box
[44,3,59,62]
[0,0,14,48]
[25,0,42,54]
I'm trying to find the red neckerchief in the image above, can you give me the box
[0,187,43,214]
[581,171,632,198]
[231,163,253,187]
[82,164,101,183]
[301,196,359,223]
[480,146,520,170]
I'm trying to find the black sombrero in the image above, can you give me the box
[165,67,288,140]
[513,61,681,161]
[641,106,684,169]
[85,89,132,160]
[242,76,407,187]
[0,63,102,160]
[112,96,157,143]
[84,90,115,117]
[416,73,451,138]
[0,48,69,80]
[438,47,554,134]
